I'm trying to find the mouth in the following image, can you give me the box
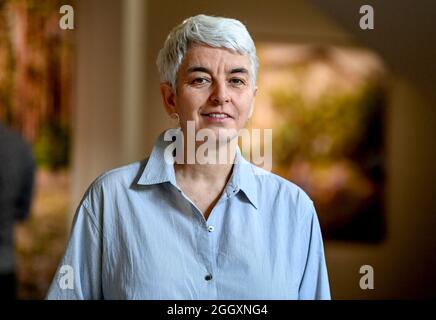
[201,112,233,122]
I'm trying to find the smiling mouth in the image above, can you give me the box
[201,112,233,119]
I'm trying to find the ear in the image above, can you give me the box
[248,86,258,119]
[160,83,177,116]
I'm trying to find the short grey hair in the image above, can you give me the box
[156,14,258,90]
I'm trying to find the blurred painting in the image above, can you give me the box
[251,43,387,242]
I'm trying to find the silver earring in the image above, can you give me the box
[171,113,180,127]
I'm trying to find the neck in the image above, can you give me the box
[174,138,237,185]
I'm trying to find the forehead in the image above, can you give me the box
[180,43,251,72]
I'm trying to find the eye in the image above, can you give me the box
[229,78,246,86]
[191,77,211,85]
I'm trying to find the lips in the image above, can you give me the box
[201,112,233,119]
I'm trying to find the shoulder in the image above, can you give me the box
[81,158,148,209]
[252,164,312,202]
[249,164,315,217]
[0,124,33,158]
[94,160,145,188]
[0,125,34,175]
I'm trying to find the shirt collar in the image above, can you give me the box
[137,129,258,209]
[137,129,178,187]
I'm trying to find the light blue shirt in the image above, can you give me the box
[47,129,330,300]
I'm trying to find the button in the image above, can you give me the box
[207,225,214,232]
[204,274,213,281]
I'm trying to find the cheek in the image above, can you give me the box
[234,95,254,119]
[177,93,205,117]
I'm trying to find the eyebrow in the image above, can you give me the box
[186,66,249,75]
[230,67,249,75]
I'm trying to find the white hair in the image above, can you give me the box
[156,14,259,90]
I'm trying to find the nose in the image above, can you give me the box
[209,81,230,105]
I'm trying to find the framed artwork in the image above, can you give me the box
[250,43,387,242]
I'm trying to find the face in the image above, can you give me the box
[160,43,257,142]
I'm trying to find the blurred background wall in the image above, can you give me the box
[2,0,435,298]
[73,0,436,299]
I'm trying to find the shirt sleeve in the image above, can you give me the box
[46,201,103,300]
[298,202,331,300]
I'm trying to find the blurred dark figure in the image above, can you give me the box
[0,122,35,300]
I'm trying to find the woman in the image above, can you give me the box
[47,14,330,300]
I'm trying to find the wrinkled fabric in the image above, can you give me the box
[47,129,330,300]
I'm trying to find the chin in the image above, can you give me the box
[196,125,236,140]
[213,127,239,143]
